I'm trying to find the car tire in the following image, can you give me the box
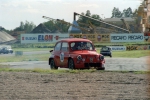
[50,59,58,70]
[68,59,75,70]
[110,55,112,58]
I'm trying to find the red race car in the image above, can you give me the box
[49,38,105,70]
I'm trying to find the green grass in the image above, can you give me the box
[0,67,97,73]
[94,42,150,46]
[96,49,150,58]
[0,53,50,62]
[13,48,52,52]
[0,49,149,63]
[0,67,150,74]
[108,50,149,58]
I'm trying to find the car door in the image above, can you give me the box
[53,42,62,67]
[60,42,69,67]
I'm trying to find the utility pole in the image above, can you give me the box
[138,0,150,32]
[144,0,150,32]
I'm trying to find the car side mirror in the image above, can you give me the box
[49,50,53,54]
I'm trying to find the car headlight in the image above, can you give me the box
[77,55,82,61]
[100,55,104,60]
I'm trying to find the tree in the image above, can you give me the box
[127,7,133,17]
[43,20,69,33]
[111,7,116,18]
[90,14,102,26]
[13,21,36,33]
[132,9,138,17]
[20,21,24,30]
[111,7,122,18]
[85,10,91,16]
[77,10,102,27]
[77,12,85,24]
[122,7,133,17]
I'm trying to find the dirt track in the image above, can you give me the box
[0,71,150,100]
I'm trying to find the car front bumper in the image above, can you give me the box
[74,61,105,69]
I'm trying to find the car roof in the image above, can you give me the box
[58,38,92,43]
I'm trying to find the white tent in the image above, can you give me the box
[0,31,16,44]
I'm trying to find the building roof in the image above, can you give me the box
[30,23,51,33]
[103,17,135,22]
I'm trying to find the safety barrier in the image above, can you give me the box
[15,51,23,56]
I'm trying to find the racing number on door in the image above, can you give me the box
[60,52,64,62]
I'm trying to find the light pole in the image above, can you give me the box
[101,14,104,20]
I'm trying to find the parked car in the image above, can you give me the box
[100,46,112,57]
[0,47,13,54]
[49,38,105,70]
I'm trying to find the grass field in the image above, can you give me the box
[0,66,149,74]
[0,47,149,63]
[13,48,52,52]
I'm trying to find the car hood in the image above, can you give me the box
[71,50,100,56]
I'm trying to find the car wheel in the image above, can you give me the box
[68,59,75,70]
[50,59,58,70]
[110,55,112,58]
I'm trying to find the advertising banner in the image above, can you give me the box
[21,33,69,43]
[126,45,149,51]
[111,33,144,42]
[69,34,110,43]
[144,33,150,42]
[101,34,110,42]
[69,34,97,42]
[108,46,126,51]
[21,33,146,44]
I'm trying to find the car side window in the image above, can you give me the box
[54,42,61,51]
[61,42,69,52]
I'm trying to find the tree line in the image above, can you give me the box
[111,7,137,18]
[3,21,36,34]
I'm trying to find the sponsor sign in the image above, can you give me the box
[97,34,102,42]
[70,34,97,42]
[108,46,126,51]
[101,34,110,42]
[126,45,138,51]
[142,33,150,42]
[126,45,149,51]
[21,33,69,43]
[144,36,150,42]
[21,34,38,43]
[111,33,144,42]
[69,34,110,43]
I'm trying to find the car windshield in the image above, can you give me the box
[101,47,111,51]
[70,41,94,51]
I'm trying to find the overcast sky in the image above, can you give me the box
[0,0,142,30]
